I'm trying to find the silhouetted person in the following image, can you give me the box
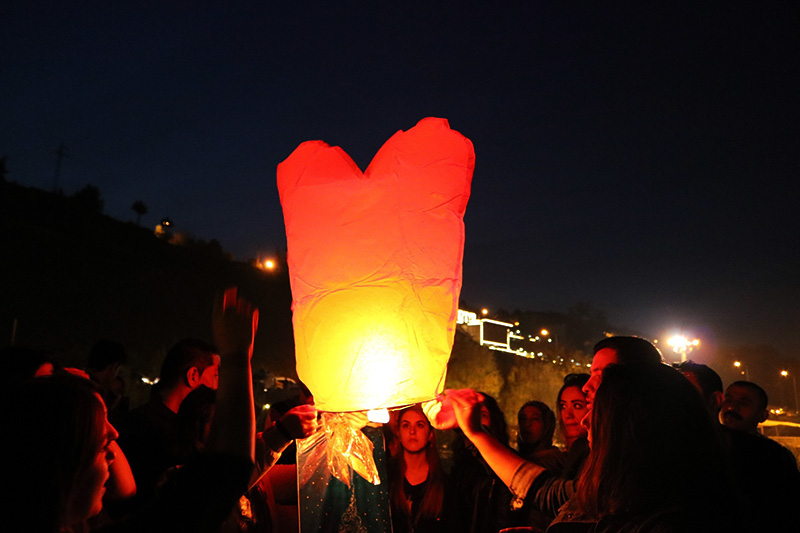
[86,339,127,423]
[678,360,724,417]
[718,381,800,530]
[117,338,220,509]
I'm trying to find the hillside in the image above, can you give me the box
[1,182,297,390]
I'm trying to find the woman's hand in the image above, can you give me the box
[444,389,485,438]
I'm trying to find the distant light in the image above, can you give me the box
[734,361,742,368]
[781,370,789,377]
[541,329,549,336]
[481,308,489,316]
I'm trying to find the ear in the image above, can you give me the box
[757,409,769,424]
[711,391,724,410]
[185,367,200,388]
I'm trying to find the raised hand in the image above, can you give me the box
[213,287,259,359]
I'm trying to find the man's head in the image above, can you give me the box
[582,336,663,406]
[158,339,220,394]
[678,361,724,416]
[719,381,768,434]
[86,340,126,385]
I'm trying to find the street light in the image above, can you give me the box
[734,361,749,380]
[780,370,799,412]
[667,335,700,362]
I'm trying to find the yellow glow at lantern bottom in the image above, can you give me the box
[294,281,454,412]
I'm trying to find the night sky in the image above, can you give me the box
[3,2,799,356]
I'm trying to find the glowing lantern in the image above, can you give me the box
[278,117,474,412]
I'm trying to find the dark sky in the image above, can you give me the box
[3,2,799,356]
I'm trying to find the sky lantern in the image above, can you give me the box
[277,117,474,413]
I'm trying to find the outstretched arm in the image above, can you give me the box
[444,389,543,488]
[252,403,318,486]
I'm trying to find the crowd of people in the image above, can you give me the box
[5,290,799,533]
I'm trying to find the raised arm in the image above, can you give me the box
[208,287,258,462]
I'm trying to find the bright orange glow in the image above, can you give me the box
[278,118,474,412]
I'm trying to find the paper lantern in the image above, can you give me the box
[278,117,474,412]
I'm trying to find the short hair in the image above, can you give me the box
[87,339,126,371]
[727,381,769,411]
[158,339,217,388]
[593,336,662,366]
[678,361,723,397]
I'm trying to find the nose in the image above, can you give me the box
[580,410,591,433]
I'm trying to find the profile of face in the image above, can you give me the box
[399,409,432,454]
[518,405,545,444]
[199,354,221,390]
[559,386,588,442]
[719,385,767,434]
[582,348,618,407]
[66,395,118,524]
[480,404,491,428]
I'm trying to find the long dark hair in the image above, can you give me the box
[575,364,731,522]
[390,405,444,523]
[5,374,106,532]
[556,373,589,442]
[516,400,556,452]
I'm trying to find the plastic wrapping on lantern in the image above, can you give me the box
[298,412,380,489]
[297,417,391,533]
[277,117,474,412]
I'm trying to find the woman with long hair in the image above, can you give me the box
[555,373,590,481]
[563,363,736,531]
[450,392,513,533]
[389,405,458,533]
[6,374,117,532]
[516,400,561,475]
[3,289,260,533]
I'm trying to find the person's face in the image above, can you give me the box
[719,385,767,434]
[199,354,221,390]
[480,405,491,429]
[559,386,589,441]
[582,348,618,407]
[518,405,545,444]
[399,410,432,454]
[68,397,118,524]
[581,348,618,445]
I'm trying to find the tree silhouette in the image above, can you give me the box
[131,200,148,225]
[71,184,103,213]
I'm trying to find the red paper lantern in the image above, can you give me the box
[278,118,474,412]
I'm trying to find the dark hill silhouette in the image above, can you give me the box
[1,182,296,398]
